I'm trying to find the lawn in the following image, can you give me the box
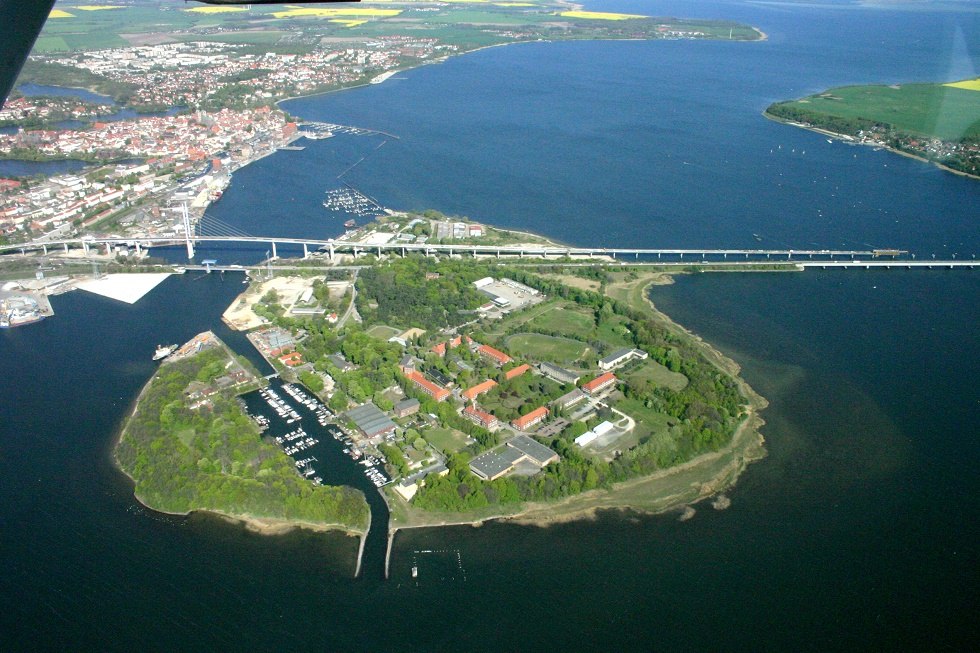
[525,303,595,339]
[366,324,402,340]
[612,397,674,444]
[425,426,470,454]
[505,332,590,364]
[595,314,634,349]
[624,360,688,392]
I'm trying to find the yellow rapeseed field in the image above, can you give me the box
[186,6,249,13]
[49,9,75,18]
[560,10,646,20]
[272,8,401,18]
[944,78,980,92]
[76,5,125,10]
[330,19,369,27]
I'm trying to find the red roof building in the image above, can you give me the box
[463,405,500,430]
[504,363,531,380]
[278,352,304,367]
[582,372,617,395]
[478,344,512,366]
[405,370,450,402]
[462,379,497,402]
[512,406,549,431]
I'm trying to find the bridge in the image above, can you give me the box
[0,233,912,263]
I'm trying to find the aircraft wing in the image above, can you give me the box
[0,0,359,110]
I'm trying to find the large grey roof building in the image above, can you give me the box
[346,402,396,439]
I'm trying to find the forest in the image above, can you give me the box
[115,347,369,531]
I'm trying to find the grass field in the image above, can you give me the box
[613,397,674,442]
[780,82,980,141]
[424,427,470,454]
[505,333,590,364]
[623,360,688,392]
[366,324,402,340]
[525,303,595,339]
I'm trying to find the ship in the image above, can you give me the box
[344,219,356,228]
[153,344,177,361]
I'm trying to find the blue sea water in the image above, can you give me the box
[0,1,978,650]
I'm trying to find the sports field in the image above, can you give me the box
[524,303,595,339]
[505,333,590,364]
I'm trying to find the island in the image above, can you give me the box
[765,77,980,178]
[103,207,759,559]
[114,330,371,537]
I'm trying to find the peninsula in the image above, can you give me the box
[114,331,371,537]
[765,77,980,179]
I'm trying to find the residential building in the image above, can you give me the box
[463,405,500,430]
[538,362,581,385]
[512,406,549,431]
[504,363,531,380]
[404,370,450,402]
[462,379,497,402]
[598,348,649,371]
[582,372,617,395]
[478,344,512,366]
[393,398,420,418]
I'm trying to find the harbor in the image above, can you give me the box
[239,377,392,577]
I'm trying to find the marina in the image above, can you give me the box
[243,379,392,499]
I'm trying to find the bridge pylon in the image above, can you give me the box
[181,203,194,260]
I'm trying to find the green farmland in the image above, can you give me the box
[768,81,980,142]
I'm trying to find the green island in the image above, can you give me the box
[189,230,768,537]
[114,332,370,536]
[766,77,980,178]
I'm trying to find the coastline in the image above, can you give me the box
[763,111,980,181]
[111,350,369,543]
[384,272,767,537]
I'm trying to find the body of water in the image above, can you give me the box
[1,1,977,650]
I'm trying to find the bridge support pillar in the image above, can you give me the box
[271,242,277,259]
[135,242,142,256]
[612,252,616,259]
[354,247,360,258]
[64,243,69,254]
[635,252,638,259]
[402,247,406,257]
[303,243,309,259]
[105,243,111,256]
[377,246,382,257]
[42,245,47,255]
[473,248,477,257]
[329,244,335,261]
[496,250,500,258]
[723,253,727,259]
[83,242,89,256]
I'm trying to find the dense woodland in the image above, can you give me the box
[115,348,369,530]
